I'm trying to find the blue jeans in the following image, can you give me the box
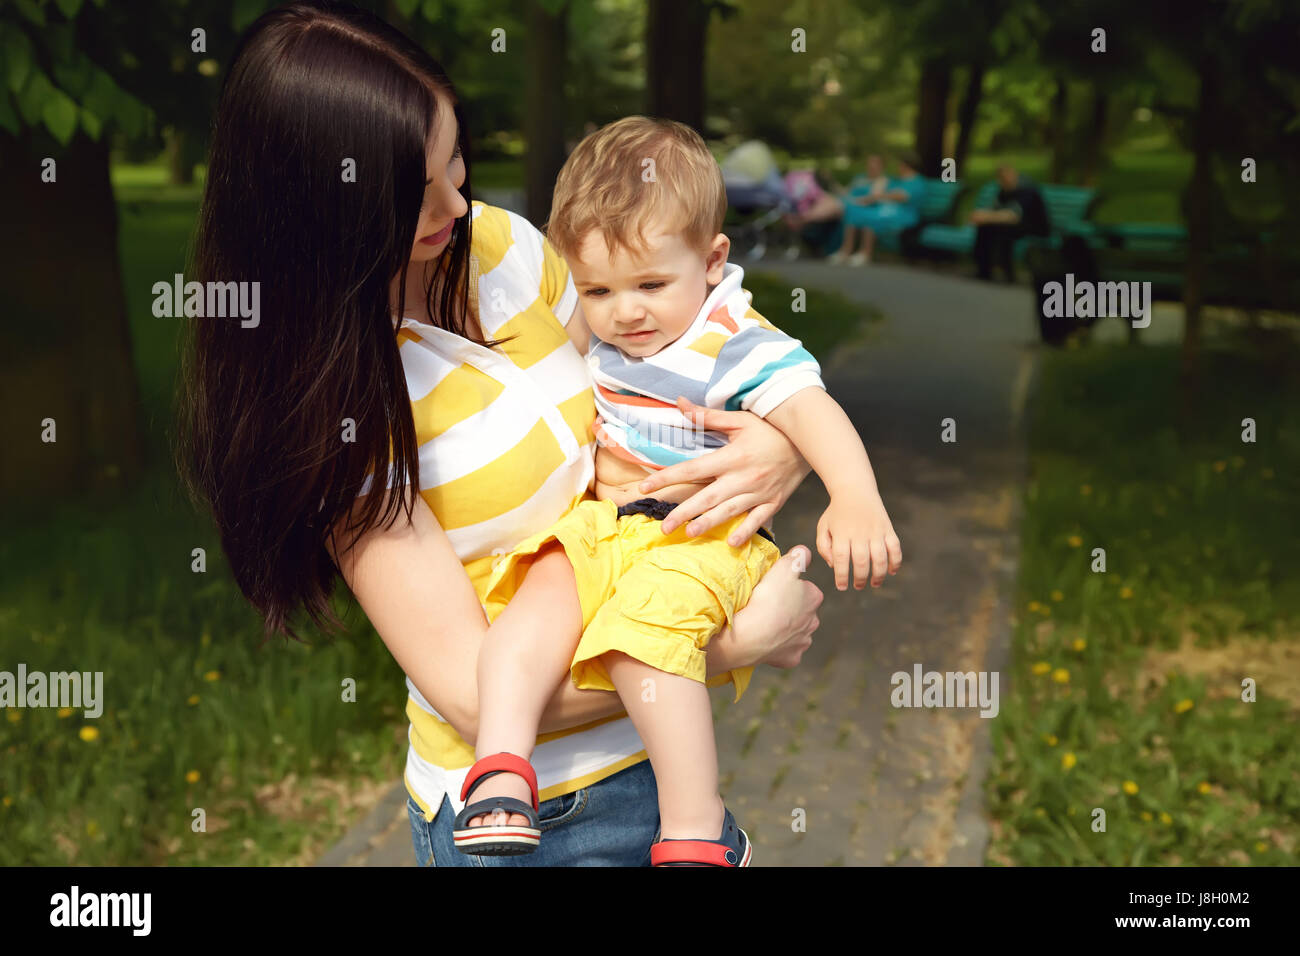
[408,759,660,866]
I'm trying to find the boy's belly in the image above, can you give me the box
[594,445,709,507]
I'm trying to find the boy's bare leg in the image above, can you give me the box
[603,650,726,840]
[468,543,583,827]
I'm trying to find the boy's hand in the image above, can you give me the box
[815,494,902,591]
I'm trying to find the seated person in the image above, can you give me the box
[829,153,926,266]
[969,164,1050,282]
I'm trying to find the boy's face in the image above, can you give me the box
[567,218,730,358]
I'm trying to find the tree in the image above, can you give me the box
[0,0,153,504]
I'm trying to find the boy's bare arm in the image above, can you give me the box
[766,387,902,590]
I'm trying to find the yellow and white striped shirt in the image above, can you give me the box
[396,202,648,820]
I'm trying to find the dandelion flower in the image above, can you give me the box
[5,711,20,724]
[1051,590,1064,602]
[1080,485,1092,496]
[1122,780,1139,795]
[1052,668,1070,684]
[79,726,99,742]
[1212,460,1226,473]
[1197,781,1212,795]
[1043,734,1058,746]
[1032,661,1051,676]
[56,707,73,719]
[187,694,200,706]
[2,796,12,808]
[1027,600,1043,613]
[1119,586,1134,599]
[203,670,221,682]
[1254,841,1268,853]
[1160,812,1172,825]
[1072,638,1087,652]
[1174,698,1194,714]
[1141,811,1153,821]
[1067,535,1083,548]
[185,770,200,784]
[1061,752,1077,771]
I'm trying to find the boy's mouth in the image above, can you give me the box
[622,329,656,342]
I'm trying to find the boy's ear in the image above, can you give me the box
[705,233,730,283]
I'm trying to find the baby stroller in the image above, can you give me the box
[721,140,799,260]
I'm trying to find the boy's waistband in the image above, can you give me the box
[615,497,776,545]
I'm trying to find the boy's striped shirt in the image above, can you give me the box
[588,261,824,471]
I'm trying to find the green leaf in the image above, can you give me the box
[54,0,82,19]
[16,69,54,127]
[11,0,45,27]
[53,57,93,99]
[0,93,19,136]
[3,29,34,93]
[42,88,79,145]
[393,0,421,18]
[79,105,101,140]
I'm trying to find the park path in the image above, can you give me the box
[316,258,1042,867]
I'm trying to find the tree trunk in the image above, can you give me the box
[1080,87,1109,187]
[524,0,570,226]
[1048,75,1070,182]
[165,126,194,185]
[646,0,708,132]
[953,61,985,174]
[0,129,143,507]
[914,56,951,177]
[1180,62,1216,395]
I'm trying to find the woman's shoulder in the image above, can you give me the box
[470,200,549,274]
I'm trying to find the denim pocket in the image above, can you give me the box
[407,796,438,867]
[538,787,588,831]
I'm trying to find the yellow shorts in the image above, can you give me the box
[478,498,780,703]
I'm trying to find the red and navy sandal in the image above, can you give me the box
[452,752,542,856]
[650,807,753,867]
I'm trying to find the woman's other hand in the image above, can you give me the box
[637,397,811,546]
[721,545,822,669]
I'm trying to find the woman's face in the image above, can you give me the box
[409,95,469,264]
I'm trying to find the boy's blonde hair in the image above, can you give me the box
[545,115,727,265]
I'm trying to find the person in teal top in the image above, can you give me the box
[829,153,926,265]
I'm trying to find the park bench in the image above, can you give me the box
[803,176,963,257]
[909,182,1100,262]
[1026,225,1300,344]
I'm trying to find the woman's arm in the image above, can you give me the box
[637,397,812,545]
[330,488,625,744]
[332,488,822,743]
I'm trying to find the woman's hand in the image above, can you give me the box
[636,397,811,546]
[712,545,822,670]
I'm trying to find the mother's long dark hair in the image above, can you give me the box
[177,1,473,638]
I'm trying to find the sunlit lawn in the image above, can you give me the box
[987,337,1300,865]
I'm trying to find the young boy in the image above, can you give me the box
[453,116,902,866]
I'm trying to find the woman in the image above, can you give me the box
[829,154,926,266]
[177,0,821,867]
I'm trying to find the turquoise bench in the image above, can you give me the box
[813,177,964,256]
[913,182,1100,261]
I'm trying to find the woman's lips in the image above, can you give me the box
[420,221,454,245]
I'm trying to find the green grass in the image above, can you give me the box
[743,270,882,361]
[986,337,1300,865]
[0,171,408,865]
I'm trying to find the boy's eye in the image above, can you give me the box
[583,288,607,297]
[641,281,664,290]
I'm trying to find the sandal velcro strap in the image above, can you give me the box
[459,752,540,811]
[651,839,742,867]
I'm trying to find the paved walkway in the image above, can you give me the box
[317,259,1044,866]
